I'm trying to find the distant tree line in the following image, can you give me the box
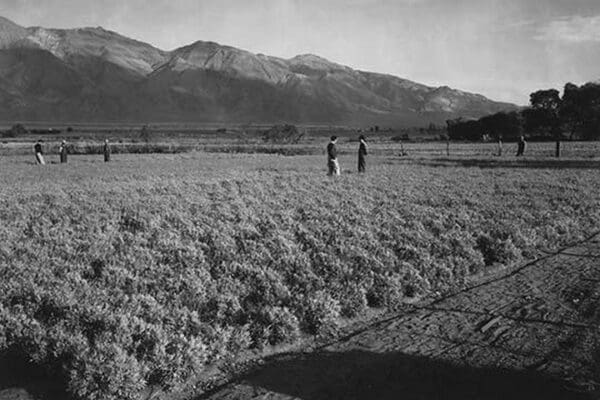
[447,82,600,142]
[2,124,71,138]
[391,123,447,142]
[262,124,304,143]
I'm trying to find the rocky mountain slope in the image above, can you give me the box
[0,16,515,125]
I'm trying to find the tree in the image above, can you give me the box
[3,123,28,137]
[560,83,600,140]
[446,118,483,141]
[262,124,304,144]
[479,111,522,141]
[526,89,562,156]
[579,83,600,140]
[524,89,561,135]
[140,125,152,143]
[560,83,583,140]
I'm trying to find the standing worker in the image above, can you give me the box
[358,135,367,173]
[34,140,45,165]
[327,135,340,176]
[59,140,68,163]
[516,135,526,157]
[103,139,111,162]
[497,135,503,157]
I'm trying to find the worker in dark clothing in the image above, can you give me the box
[34,141,45,165]
[497,135,503,157]
[358,135,367,173]
[327,135,340,176]
[103,139,111,162]
[516,135,526,157]
[59,140,68,163]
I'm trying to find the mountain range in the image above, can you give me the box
[0,16,516,126]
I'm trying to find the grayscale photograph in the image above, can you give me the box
[0,1,599,399]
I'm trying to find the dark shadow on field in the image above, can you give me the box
[415,158,600,169]
[199,349,595,400]
[0,350,72,400]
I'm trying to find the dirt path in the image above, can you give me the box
[198,235,600,400]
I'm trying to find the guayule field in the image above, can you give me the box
[1,150,600,399]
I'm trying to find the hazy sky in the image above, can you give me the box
[2,0,600,104]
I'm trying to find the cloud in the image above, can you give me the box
[536,15,600,42]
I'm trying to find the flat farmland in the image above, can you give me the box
[3,135,600,158]
[1,151,600,399]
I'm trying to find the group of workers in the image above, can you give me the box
[33,135,369,174]
[327,135,368,175]
[496,135,527,157]
[34,134,531,171]
[34,139,111,164]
